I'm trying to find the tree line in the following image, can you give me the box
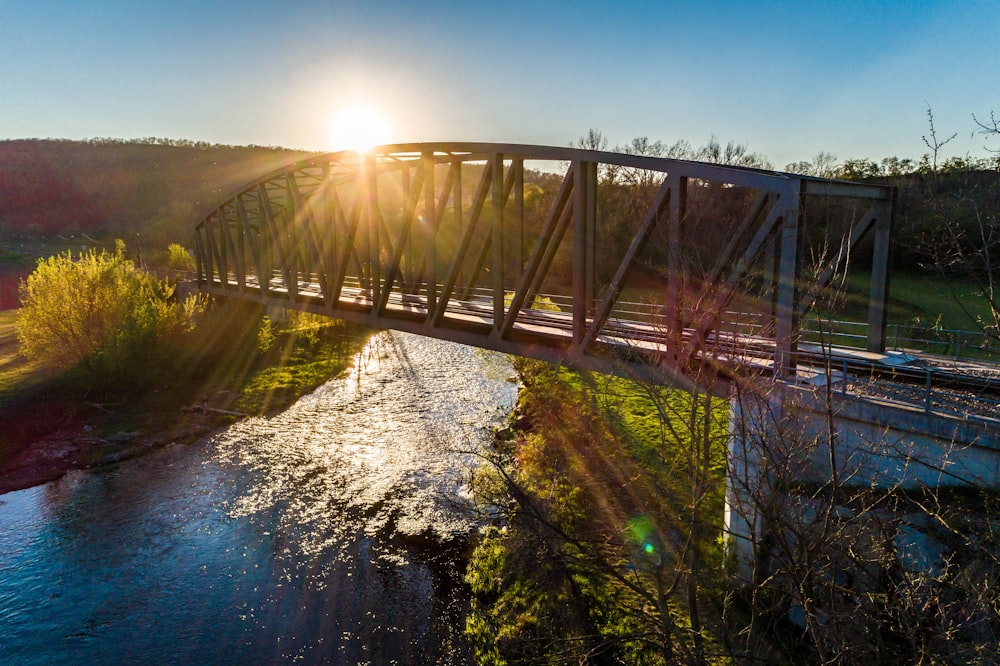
[0,139,314,249]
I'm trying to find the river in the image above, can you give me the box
[0,331,518,665]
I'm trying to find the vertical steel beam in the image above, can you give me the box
[451,159,463,299]
[364,152,379,306]
[283,179,299,302]
[194,228,207,285]
[513,157,524,282]
[584,161,597,316]
[573,161,597,343]
[866,190,896,352]
[763,235,780,333]
[666,173,687,343]
[774,180,803,377]
[255,188,273,296]
[491,153,505,330]
[424,151,437,316]
[228,206,246,290]
[400,165,412,292]
[206,214,225,288]
[235,195,265,296]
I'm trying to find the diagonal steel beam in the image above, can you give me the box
[578,176,672,351]
[678,192,787,368]
[376,165,425,314]
[235,194,265,296]
[258,182,295,300]
[288,174,334,307]
[435,159,494,320]
[500,167,575,338]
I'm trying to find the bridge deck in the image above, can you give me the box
[200,271,1000,400]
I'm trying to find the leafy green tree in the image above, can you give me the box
[17,244,196,384]
[163,242,196,271]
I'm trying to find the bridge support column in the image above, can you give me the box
[725,380,1000,586]
[725,384,785,586]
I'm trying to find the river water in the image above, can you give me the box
[0,332,518,665]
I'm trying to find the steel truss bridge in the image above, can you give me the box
[193,143,896,394]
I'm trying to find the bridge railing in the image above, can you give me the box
[144,268,199,283]
[798,318,998,363]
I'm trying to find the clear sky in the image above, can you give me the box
[2,0,998,168]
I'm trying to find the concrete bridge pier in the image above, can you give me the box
[725,379,1000,585]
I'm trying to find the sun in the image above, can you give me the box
[329,105,391,152]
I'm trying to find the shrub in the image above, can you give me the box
[163,243,196,271]
[17,244,196,385]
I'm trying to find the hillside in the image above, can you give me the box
[0,138,318,250]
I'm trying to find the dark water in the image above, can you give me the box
[0,332,517,665]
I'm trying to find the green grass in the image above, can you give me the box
[826,270,990,330]
[800,270,997,358]
[0,309,54,400]
[468,360,733,663]
[235,337,364,414]
[611,267,991,334]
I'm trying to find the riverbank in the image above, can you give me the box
[0,329,516,665]
[0,306,372,495]
[465,358,730,663]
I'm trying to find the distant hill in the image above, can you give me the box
[0,138,317,251]
[3,138,997,271]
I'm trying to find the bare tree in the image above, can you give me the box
[917,107,1000,344]
[726,369,1000,664]
[973,109,1000,153]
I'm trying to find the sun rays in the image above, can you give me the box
[329,105,391,153]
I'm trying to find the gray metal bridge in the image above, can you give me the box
[193,142,896,393]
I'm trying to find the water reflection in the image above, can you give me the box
[0,331,516,664]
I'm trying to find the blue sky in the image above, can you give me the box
[2,0,998,168]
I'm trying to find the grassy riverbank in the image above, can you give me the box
[465,359,730,664]
[0,303,372,494]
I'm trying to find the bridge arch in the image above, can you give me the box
[193,142,895,392]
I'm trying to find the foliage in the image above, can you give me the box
[0,138,313,247]
[162,243,196,271]
[16,244,196,386]
[256,314,274,354]
[466,359,730,664]
[234,313,364,415]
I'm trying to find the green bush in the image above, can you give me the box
[163,243,196,271]
[17,243,196,386]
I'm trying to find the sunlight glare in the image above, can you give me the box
[329,105,391,152]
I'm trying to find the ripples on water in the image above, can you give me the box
[0,332,517,664]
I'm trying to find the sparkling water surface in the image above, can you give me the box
[0,332,517,665]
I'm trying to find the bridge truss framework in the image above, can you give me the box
[194,143,895,393]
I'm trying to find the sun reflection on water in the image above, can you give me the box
[212,330,518,564]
